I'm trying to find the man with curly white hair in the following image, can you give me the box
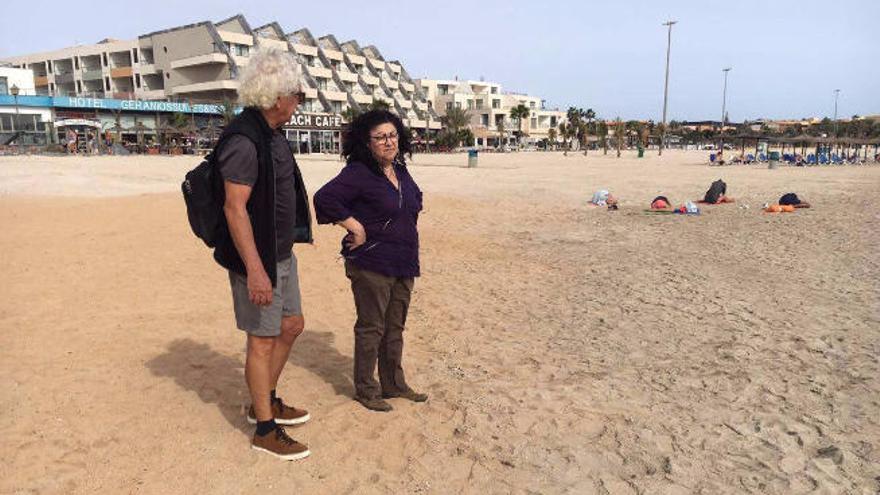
[210,48,312,460]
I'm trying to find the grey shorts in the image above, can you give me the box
[228,255,302,336]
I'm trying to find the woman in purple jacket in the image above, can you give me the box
[313,110,428,412]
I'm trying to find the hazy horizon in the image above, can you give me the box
[2,0,877,122]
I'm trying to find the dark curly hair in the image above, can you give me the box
[341,109,412,176]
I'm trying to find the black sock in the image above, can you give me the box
[256,419,277,436]
[270,389,278,402]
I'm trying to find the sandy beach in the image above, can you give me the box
[0,150,878,494]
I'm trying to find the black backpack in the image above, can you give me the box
[703,179,727,204]
[182,153,225,248]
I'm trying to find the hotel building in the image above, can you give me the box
[417,78,566,148]
[1,14,441,153]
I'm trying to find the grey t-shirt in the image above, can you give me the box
[217,132,297,260]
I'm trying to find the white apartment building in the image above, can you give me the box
[417,78,566,148]
[2,14,441,153]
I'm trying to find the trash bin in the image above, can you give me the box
[468,149,478,168]
[769,151,780,161]
[637,145,645,158]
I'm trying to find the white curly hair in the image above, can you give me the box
[237,49,303,109]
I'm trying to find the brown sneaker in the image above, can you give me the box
[247,398,310,426]
[355,396,393,412]
[251,426,310,461]
[382,388,428,402]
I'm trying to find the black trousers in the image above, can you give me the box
[345,261,414,399]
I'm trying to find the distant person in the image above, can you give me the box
[66,129,78,154]
[702,179,734,204]
[86,132,95,155]
[313,110,428,412]
[212,49,312,460]
[779,193,811,208]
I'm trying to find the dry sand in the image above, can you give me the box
[0,151,878,494]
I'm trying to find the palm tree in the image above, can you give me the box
[496,120,506,150]
[443,106,470,134]
[341,106,361,123]
[615,117,624,158]
[368,99,391,112]
[582,108,596,155]
[566,107,583,151]
[509,104,530,148]
[558,122,570,155]
[547,127,557,151]
[598,121,609,155]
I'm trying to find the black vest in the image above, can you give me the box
[211,107,312,286]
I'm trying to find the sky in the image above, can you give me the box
[1,0,878,122]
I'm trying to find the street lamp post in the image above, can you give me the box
[659,20,677,156]
[720,68,731,152]
[833,89,841,137]
[10,84,20,148]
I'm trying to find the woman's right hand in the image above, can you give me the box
[339,217,367,250]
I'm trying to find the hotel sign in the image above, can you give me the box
[55,97,223,114]
[286,113,343,129]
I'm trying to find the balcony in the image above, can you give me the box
[336,71,358,83]
[351,93,372,104]
[218,30,254,46]
[322,48,344,61]
[407,119,426,128]
[366,57,384,71]
[387,62,401,73]
[345,53,365,65]
[171,80,239,94]
[382,78,399,90]
[320,89,348,101]
[396,98,412,109]
[414,100,428,111]
[257,38,288,51]
[308,66,332,79]
[292,43,318,57]
[361,74,379,85]
[400,81,414,92]
[34,76,49,86]
[81,69,104,81]
[170,53,227,69]
[137,89,166,100]
[138,63,157,74]
[55,73,75,84]
[110,67,133,78]
[304,88,318,99]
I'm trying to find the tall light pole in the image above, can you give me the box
[720,68,731,151]
[833,89,841,136]
[659,20,677,156]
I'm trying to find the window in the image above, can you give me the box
[105,77,110,90]
[455,102,462,109]
[550,116,557,126]
[132,49,138,64]
[467,100,474,110]
[492,99,500,109]
[0,77,7,95]
[531,118,537,128]
[316,78,327,90]
[491,87,497,94]
[76,80,82,92]
[438,85,448,95]
[102,53,108,66]
[445,102,453,111]
[529,102,535,109]
[475,99,483,109]
[48,60,53,73]
[481,114,489,126]
[74,57,80,70]
[135,74,141,88]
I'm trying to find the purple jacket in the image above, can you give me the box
[313,161,423,278]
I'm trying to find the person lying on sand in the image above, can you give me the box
[779,193,811,208]
[650,196,671,210]
[590,190,618,209]
[701,179,735,204]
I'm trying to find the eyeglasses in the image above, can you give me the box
[370,133,399,144]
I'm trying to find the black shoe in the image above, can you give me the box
[382,389,428,402]
[356,396,393,412]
